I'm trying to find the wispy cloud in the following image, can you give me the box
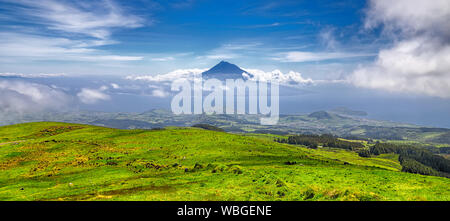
[0,32,143,62]
[0,0,144,39]
[77,86,111,104]
[274,51,374,63]
[242,22,282,29]
[198,41,369,64]
[0,72,67,78]
[241,1,309,17]
[0,0,146,64]
[196,42,265,60]
[126,68,206,82]
[151,56,175,62]
[170,0,196,9]
[151,88,170,98]
[319,27,339,50]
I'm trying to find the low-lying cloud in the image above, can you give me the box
[77,86,111,104]
[127,68,313,86]
[0,80,71,115]
[274,51,373,63]
[126,69,206,82]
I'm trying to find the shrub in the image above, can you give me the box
[302,188,315,200]
[192,124,224,132]
[358,149,371,158]
[284,161,297,165]
[228,165,243,174]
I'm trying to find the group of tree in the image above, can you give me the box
[398,155,441,176]
[369,143,450,177]
[275,134,364,150]
[192,124,225,132]
[276,133,450,178]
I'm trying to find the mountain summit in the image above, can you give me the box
[202,61,252,79]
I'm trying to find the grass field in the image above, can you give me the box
[0,122,449,201]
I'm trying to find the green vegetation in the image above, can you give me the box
[0,122,449,201]
[275,134,450,177]
[5,109,450,149]
[399,156,440,177]
[369,143,450,177]
[192,124,225,132]
[276,134,365,151]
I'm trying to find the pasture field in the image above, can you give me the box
[0,122,449,201]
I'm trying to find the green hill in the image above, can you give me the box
[0,122,448,201]
[5,109,450,147]
[308,111,334,120]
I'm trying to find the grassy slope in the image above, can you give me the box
[0,122,449,201]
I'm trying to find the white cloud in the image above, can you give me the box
[0,72,67,78]
[0,32,143,62]
[151,88,170,98]
[151,57,175,62]
[0,0,145,63]
[1,0,144,40]
[81,55,143,61]
[196,54,237,60]
[77,87,110,104]
[244,68,313,85]
[350,0,450,98]
[319,27,339,50]
[274,51,374,63]
[364,0,450,36]
[0,80,71,114]
[196,42,264,60]
[127,67,313,86]
[126,68,207,82]
[110,83,120,89]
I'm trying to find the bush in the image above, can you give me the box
[284,161,297,165]
[208,163,226,173]
[193,163,204,170]
[307,143,318,149]
[228,165,243,174]
[358,149,371,158]
[302,188,315,200]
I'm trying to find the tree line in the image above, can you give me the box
[367,142,450,177]
[275,134,364,150]
[276,134,450,178]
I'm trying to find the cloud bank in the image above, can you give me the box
[0,80,71,115]
[77,86,111,104]
[350,0,450,98]
[127,68,313,86]
[243,69,313,85]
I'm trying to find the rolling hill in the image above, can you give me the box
[0,122,449,201]
[5,109,449,149]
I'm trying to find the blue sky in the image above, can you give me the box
[0,0,379,77]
